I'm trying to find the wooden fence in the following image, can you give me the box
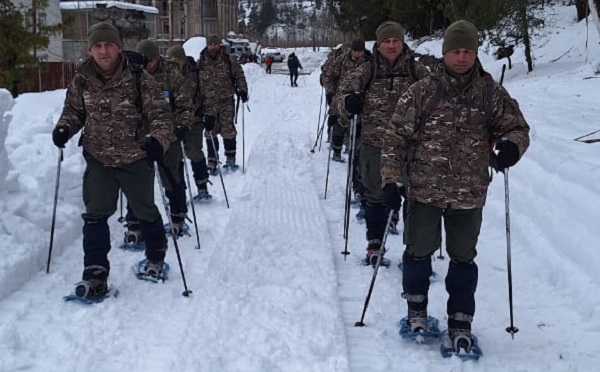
[17,62,79,94]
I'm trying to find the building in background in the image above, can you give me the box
[60,1,158,61]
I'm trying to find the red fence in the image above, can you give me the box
[18,62,79,94]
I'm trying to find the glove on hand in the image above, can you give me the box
[326,93,333,106]
[52,126,69,148]
[175,124,188,141]
[238,91,249,103]
[345,93,364,115]
[142,136,163,162]
[383,183,402,211]
[494,139,520,171]
[203,115,216,132]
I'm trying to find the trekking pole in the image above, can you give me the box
[46,148,63,274]
[180,142,202,250]
[208,132,230,208]
[117,190,125,223]
[234,95,241,124]
[317,108,329,152]
[499,64,507,85]
[324,148,332,199]
[503,168,519,338]
[355,210,395,327]
[310,103,326,154]
[242,103,246,173]
[154,163,192,297]
[342,117,357,258]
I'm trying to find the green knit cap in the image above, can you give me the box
[87,22,122,49]
[136,39,160,61]
[375,21,404,45]
[167,45,186,61]
[207,34,220,45]
[442,20,479,54]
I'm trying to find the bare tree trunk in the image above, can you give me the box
[518,0,534,72]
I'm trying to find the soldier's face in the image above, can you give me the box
[350,50,363,60]
[90,42,121,72]
[207,43,220,57]
[377,38,403,63]
[444,48,477,75]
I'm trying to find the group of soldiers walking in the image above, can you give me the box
[51,22,248,298]
[321,19,529,354]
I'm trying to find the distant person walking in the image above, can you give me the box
[287,52,303,87]
[265,55,272,74]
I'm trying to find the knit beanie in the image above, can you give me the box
[207,34,220,45]
[442,20,479,54]
[351,38,365,51]
[136,39,160,61]
[376,21,404,45]
[87,22,122,49]
[166,45,186,60]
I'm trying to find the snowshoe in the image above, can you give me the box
[222,160,239,171]
[331,151,345,163]
[133,259,170,282]
[355,208,365,222]
[399,315,442,342]
[193,190,213,202]
[64,281,118,305]
[440,329,483,360]
[387,223,399,235]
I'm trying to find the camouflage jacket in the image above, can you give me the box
[333,46,430,148]
[56,55,173,168]
[320,47,371,97]
[198,49,248,116]
[152,56,196,130]
[381,62,530,209]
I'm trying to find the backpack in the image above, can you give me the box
[265,55,271,64]
[184,56,201,106]
[76,50,146,139]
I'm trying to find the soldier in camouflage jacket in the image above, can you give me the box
[334,21,429,263]
[134,39,199,235]
[321,39,371,163]
[198,34,249,172]
[380,20,530,349]
[51,23,173,296]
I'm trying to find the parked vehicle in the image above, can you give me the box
[261,48,284,63]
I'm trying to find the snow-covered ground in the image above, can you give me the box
[1,4,600,371]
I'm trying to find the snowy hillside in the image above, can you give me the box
[1,3,600,371]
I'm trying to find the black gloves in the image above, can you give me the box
[345,93,364,115]
[203,115,216,132]
[327,115,338,128]
[326,93,333,106]
[238,90,249,103]
[383,183,402,211]
[494,139,520,171]
[175,124,187,141]
[142,136,163,162]
[52,126,69,148]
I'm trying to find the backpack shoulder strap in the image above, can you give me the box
[416,77,444,134]
[76,75,87,121]
[130,64,144,117]
[482,73,495,136]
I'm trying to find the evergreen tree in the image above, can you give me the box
[0,0,61,91]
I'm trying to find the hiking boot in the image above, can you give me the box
[365,240,382,266]
[407,307,428,333]
[207,159,218,176]
[448,327,474,352]
[124,219,144,244]
[332,151,344,163]
[75,265,108,299]
[225,157,236,167]
[143,260,164,280]
[169,213,186,237]
[195,181,212,200]
[448,312,474,352]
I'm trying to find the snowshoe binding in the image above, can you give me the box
[133,259,170,283]
[399,314,442,343]
[440,328,483,360]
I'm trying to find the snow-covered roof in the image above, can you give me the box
[60,1,158,14]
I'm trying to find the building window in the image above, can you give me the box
[38,12,47,26]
